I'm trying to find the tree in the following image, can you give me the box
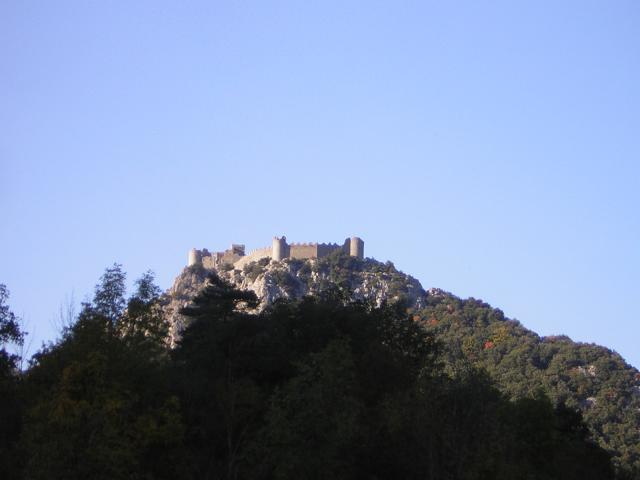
[0,284,23,350]
[173,273,262,480]
[118,270,168,349]
[133,270,161,303]
[10,265,620,479]
[0,284,25,479]
[20,267,186,480]
[92,263,126,327]
[261,339,362,480]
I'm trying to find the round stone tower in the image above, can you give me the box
[349,236,364,259]
[272,236,287,261]
[188,248,202,267]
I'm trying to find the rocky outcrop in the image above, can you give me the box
[161,265,209,345]
[162,254,428,345]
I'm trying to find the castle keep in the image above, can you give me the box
[188,236,364,269]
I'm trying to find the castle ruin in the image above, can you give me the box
[188,236,364,269]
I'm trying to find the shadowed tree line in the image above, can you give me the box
[0,265,623,479]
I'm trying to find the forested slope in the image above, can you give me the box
[416,291,640,474]
[1,254,638,478]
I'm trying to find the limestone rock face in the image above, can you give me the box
[162,255,429,345]
[161,265,209,345]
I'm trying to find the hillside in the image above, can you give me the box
[163,252,426,344]
[164,252,640,476]
[416,292,640,474]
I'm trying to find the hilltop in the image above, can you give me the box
[164,251,426,344]
[163,249,640,476]
[3,255,635,478]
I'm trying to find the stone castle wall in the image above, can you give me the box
[202,255,216,269]
[234,247,272,270]
[189,236,364,269]
[289,243,319,260]
[318,242,345,257]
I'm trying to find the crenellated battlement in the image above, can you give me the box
[188,235,364,268]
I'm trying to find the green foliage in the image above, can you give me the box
[243,257,270,282]
[134,270,161,303]
[16,267,183,480]
[0,284,25,480]
[262,339,362,479]
[296,260,312,281]
[220,262,234,272]
[311,253,422,305]
[314,250,363,290]
[92,263,126,326]
[270,269,298,293]
[419,292,640,477]
[171,275,614,479]
[0,269,626,479]
[172,273,264,479]
[117,270,170,351]
[0,284,23,348]
[283,257,303,270]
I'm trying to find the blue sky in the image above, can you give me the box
[1,1,639,367]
